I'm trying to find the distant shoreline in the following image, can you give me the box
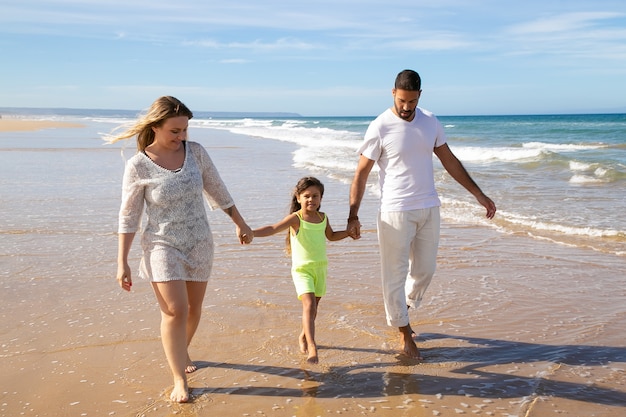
[0,107,302,119]
[1,106,624,119]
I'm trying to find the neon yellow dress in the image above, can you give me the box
[290,212,328,298]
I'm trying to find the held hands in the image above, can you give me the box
[237,223,254,244]
[347,217,362,240]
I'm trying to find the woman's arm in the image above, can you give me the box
[116,232,135,291]
[223,205,254,244]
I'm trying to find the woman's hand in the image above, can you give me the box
[237,223,254,244]
[117,263,133,291]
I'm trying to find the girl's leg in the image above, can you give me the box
[300,293,321,364]
[152,281,190,403]
[184,281,208,373]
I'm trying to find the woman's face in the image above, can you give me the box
[152,116,189,149]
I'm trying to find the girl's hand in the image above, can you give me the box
[117,263,133,292]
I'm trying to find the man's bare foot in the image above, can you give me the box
[406,306,417,339]
[299,331,308,354]
[400,325,423,360]
[407,324,417,340]
[170,378,189,403]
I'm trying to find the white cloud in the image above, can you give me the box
[508,11,624,35]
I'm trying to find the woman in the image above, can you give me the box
[109,96,252,402]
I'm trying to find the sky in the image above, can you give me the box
[1,0,626,116]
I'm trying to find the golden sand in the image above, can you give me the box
[0,119,84,132]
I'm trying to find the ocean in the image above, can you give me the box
[3,108,623,256]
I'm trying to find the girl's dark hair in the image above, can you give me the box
[285,176,325,253]
[289,177,324,214]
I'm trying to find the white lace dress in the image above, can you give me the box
[118,141,234,282]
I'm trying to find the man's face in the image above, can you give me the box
[392,88,421,121]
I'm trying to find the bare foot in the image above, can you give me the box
[185,356,197,374]
[306,344,319,364]
[306,353,319,364]
[170,378,189,403]
[299,331,308,354]
[400,325,423,360]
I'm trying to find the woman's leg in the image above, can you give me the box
[152,281,190,403]
[184,281,208,373]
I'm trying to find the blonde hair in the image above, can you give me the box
[107,96,193,152]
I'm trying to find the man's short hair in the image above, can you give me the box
[395,69,421,91]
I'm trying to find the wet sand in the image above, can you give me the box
[0,125,624,416]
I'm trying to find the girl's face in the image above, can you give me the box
[297,186,322,211]
[152,116,188,149]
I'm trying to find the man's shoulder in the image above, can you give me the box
[416,107,437,119]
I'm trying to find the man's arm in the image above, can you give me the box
[348,155,376,238]
[434,144,497,219]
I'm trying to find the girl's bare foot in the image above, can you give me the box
[170,378,189,403]
[299,331,308,354]
[306,352,319,364]
[306,343,319,364]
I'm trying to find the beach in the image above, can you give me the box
[0,119,84,132]
[0,120,624,417]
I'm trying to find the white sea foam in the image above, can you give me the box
[451,146,545,163]
[569,174,605,184]
[522,141,606,151]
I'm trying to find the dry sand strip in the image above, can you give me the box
[0,119,84,132]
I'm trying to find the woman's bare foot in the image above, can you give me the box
[170,378,189,403]
[185,355,197,374]
[299,331,308,354]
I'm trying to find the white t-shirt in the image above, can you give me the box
[357,107,447,212]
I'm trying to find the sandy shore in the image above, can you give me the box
[1,124,624,417]
[0,118,84,132]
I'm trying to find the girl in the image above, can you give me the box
[109,96,253,402]
[253,177,350,364]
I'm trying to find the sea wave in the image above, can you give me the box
[522,141,608,151]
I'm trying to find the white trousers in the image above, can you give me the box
[377,207,440,327]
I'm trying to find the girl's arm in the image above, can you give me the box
[325,216,350,241]
[253,213,300,238]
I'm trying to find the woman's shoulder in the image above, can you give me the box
[186,140,203,151]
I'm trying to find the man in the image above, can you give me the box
[347,69,496,359]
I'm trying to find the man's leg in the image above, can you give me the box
[406,206,440,311]
[378,211,423,359]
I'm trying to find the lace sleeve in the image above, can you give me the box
[118,160,145,233]
[190,142,235,210]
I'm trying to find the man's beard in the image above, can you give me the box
[396,106,415,120]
